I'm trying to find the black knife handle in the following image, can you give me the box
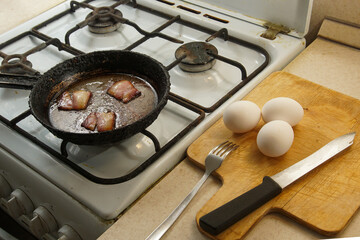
[199,176,282,235]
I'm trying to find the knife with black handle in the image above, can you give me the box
[199,132,356,236]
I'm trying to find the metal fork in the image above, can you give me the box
[146,141,238,240]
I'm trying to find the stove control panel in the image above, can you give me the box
[18,205,81,240]
[1,188,34,219]
[0,172,82,240]
[0,146,108,239]
[58,225,82,240]
[20,206,58,239]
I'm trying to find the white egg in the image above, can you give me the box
[262,97,304,126]
[223,100,261,133]
[256,120,294,157]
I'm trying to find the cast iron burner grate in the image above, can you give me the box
[65,0,183,45]
[0,96,204,185]
[0,0,269,184]
[85,7,124,34]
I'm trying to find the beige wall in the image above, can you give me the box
[306,0,360,43]
[0,0,66,34]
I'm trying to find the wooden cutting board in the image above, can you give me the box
[187,71,360,240]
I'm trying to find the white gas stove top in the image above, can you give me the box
[0,0,309,239]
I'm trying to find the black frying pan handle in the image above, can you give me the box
[0,73,40,90]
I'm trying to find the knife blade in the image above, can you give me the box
[199,132,356,236]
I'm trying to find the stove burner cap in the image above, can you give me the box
[1,55,34,75]
[86,7,123,34]
[175,42,218,72]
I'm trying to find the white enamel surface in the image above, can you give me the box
[134,31,265,108]
[182,0,313,38]
[0,0,305,234]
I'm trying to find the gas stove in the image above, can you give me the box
[0,0,310,239]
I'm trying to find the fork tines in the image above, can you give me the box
[211,141,238,157]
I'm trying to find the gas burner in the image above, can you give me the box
[175,42,218,73]
[1,54,34,75]
[85,7,123,34]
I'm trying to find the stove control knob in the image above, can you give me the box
[21,206,58,238]
[1,188,33,218]
[0,174,11,198]
[58,225,82,240]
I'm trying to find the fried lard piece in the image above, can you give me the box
[107,80,141,103]
[72,90,92,110]
[81,112,97,131]
[96,112,116,132]
[58,90,92,110]
[57,91,73,110]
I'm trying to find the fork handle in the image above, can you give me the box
[146,172,210,240]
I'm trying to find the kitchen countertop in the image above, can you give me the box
[0,0,66,34]
[1,1,359,240]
